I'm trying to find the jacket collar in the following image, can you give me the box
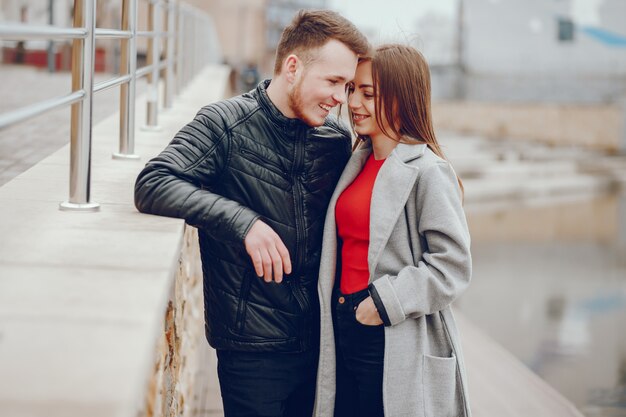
[255,79,308,131]
[356,138,427,164]
[393,142,427,163]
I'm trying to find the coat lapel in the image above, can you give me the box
[318,143,372,289]
[368,143,427,278]
[331,144,373,207]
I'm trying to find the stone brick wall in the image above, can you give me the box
[141,225,206,417]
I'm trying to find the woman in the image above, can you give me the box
[313,44,472,417]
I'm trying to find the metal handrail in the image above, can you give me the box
[136,31,173,38]
[0,24,87,40]
[0,91,85,129]
[136,61,168,79]
[94,75,133,93]
[0,0,219,211]
[94,29,132,39]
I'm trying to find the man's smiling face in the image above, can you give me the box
[287,39,359,127]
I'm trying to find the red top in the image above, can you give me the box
[335,154,386,294]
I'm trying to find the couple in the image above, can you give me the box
[135,9,472,417]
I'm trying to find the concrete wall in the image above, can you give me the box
[467,194,619,244]
[459,73,626,104]
[0,65,229,417]
[433,101,623,152]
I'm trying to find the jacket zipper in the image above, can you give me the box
[289,279,309,350]
[235,273,252,333]
[291,131,308,350]
[291,131,306,274]
[290,279,309,312]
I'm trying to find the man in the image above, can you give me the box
[134,9,369,417]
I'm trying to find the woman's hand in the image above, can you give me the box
[355,296,384,326]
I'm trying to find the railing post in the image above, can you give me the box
[46,0,55,73]
[143,0,162,131]
[175,2,183,94]
[205,17,211,67]
[163,0,175,109]
[182,10,190,89]
[190,13,197,83]
[201,17,207,68]
[60,0,99,212]
[113,0,140,160]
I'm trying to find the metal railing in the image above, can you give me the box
[0,0,218,211]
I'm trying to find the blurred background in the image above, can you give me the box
[1,0,625,416]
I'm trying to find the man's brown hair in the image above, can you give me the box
[273,9,370,75]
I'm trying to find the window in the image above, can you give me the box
[558,18,575,42]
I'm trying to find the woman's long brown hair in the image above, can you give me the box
[353,44,464,197]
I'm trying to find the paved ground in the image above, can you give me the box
[0,64,146,186]
[192,344,223,416]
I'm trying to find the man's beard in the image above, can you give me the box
[287,78,321,127]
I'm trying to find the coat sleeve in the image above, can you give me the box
[369,161,472,326]
[134,104,260,245]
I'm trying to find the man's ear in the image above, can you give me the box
[283,54,300,83]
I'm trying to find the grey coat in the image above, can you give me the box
[314,140,472,417]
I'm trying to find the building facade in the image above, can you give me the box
[460,0,626,103]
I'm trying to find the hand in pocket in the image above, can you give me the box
[355,296,383,326]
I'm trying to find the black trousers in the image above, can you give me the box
[216,348,318,417]
[332,288,385,417]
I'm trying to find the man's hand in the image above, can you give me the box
[244,220,292,283]
[355,296,383,326]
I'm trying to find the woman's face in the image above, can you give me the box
[348,60,391,141]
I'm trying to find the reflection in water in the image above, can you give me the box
[458,192,626,417]
[617,193,626,266]
[547,296,566,321]
[556,302,589,356]
[619,357,626,386]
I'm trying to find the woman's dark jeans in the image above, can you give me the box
[332,288,385,417]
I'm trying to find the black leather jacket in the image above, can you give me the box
[135,80,351,352]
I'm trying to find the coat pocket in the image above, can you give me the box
[422,354,458,417]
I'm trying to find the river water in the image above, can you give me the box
[457,192,626,416]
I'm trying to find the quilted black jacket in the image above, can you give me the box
[134,80,352,352]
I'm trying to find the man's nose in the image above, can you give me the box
[333,89,346,105]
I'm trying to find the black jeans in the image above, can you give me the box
[216,349,318,417]
[332,288,385,417]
